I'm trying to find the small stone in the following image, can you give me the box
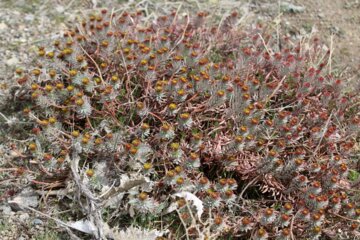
[280,2,305,13]
[55,5,65,13]
[32,218,43,225]
[0,205,12,215]
[19,212,29,221]
[5,57,19,66]
[0,22,8,31]
[329,26,344,37]
[318,13,325,19]
[8,187,39,211]
[18,25,25,31]
[24,14,35,22]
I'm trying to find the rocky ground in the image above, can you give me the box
[0,0,359,239]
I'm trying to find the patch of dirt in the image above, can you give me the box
[259,0,360,78]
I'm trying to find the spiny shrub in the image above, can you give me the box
[12,8,359,239]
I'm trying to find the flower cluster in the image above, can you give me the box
[11,8,359,239]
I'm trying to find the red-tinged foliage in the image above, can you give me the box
[10,9,360,239]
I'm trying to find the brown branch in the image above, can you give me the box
[329,211,360,223]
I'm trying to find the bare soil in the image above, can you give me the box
[256,0,360,78]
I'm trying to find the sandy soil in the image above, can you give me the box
[283,0,360,77]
